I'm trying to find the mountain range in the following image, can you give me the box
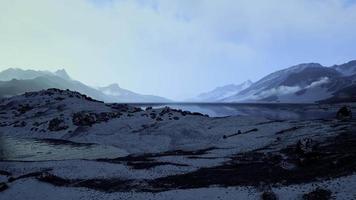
[1,60,355,103]
[0,68,170,102]
[194,60,356,103]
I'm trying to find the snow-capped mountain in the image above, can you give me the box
[0,68,170,102]
[191,80,253,102]
[223,61,356,103]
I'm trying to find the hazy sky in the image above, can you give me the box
[1,0,356,100]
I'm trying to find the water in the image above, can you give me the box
[130,103,338,120]
[0,136,128,161]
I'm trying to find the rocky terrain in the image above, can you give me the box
[0,89,355,199]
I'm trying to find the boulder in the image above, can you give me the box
[48,118,68,131]
[336,106,352,120]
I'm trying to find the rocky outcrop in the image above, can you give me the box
[48,118,68,131]
[72,111,120,126]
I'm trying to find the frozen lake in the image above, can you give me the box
[131,103,341,120]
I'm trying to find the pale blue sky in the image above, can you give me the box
[0,0,356,100]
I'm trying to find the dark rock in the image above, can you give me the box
[303,188,332,200]
[173,116,179,120]
[159,107,171,116]
[72,112,97,126]
[0,170,11,176]
[13,121,27,127]
[296,138,314,155]
[295,138,319,166]
[336,106,352,120]
[17,104,33,114]
[37,172,71,186]
[0,182,8,192]
[145,106,152,111]
[261,191,278,200]
[131,107,143,113]
[150,113,157,119]
[55,97,65,101]
[72,111,120,126]
[107,103,129,112]
[56,104,66,111]
[48,118,68,131]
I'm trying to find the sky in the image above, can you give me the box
[0,0,356,100]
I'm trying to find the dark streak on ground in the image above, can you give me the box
[33,131,356,192]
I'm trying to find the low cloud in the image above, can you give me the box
[256,77,330,99]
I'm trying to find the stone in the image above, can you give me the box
[48,118,68,131]
[336,106,352,120]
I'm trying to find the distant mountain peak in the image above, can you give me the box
[106,83,121,89]
[54,69,71,80]
[332,60,356,76]
[192,80,253,102]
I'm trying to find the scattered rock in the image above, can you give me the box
[303,188,332,200]
[261,191,278,200]
[173,116,179,120]
[336,106,352,120]
[48,118,68,131]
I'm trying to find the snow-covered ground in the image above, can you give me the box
[0,89,355,199]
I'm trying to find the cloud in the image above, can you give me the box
[256,76,330,99]
[306,77,330,89]
[258,85,301,98]
[0,0,355,99]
